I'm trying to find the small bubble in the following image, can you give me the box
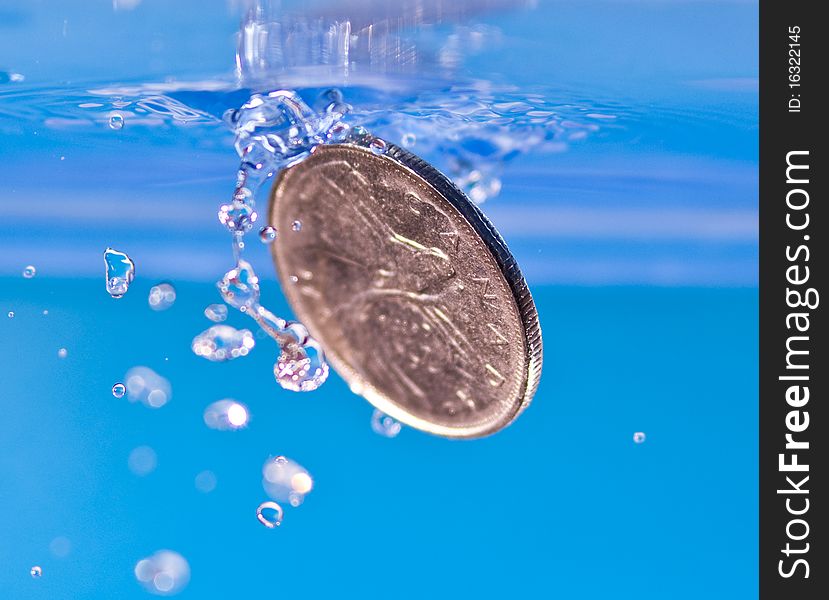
[112,383,126,398]
[262,455,313,504]
[369,138,388,154]
[6,311,13,319]
[633,432,646,444]
[128,445,157,476]
[204,303,228,323]
[57,348,68,358]
[195,470,217,493]
[22,265,36,279]
[274,455,287,465]
[42,310,49,316]
[258,226,277,244]
[291,220,302,232]
[256,501,284,528]
[371,409,403,438]
[148,282,176,311]
[30,566,42,578]
[125,366,172,409]
[49,536,71,558]
[401,133,416,147]
[108,113,125,130]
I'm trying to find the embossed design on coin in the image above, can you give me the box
[269,143,542,438]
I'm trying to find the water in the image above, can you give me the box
[1,1,758,598]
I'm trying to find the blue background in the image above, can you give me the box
[1,1,757,598]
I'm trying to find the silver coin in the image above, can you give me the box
[268,141,542,438]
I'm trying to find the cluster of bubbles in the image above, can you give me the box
[206,89,358,392]
[262,455,314,508]
[203,399,250,431]
[203,303,228,322]
[148,283,176,311]
[134,550,190,596]
[370,409,403,438]
[191,325,255,362]
[124,366,172,409]
[103,248,135,298]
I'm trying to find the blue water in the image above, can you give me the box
[1,1,757,598]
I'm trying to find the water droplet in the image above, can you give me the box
[204,303,228,323]
[401,133,416,147]
[134,550,190,596]
[218,200,257,233]
[30,566,42,578]
[128,445,157,476]
[112,382,126,398]
[6,311,13,319]
[217,260,260,311]
[369,138,388,155]
[633,432,646,444]
[291,220,302,232]
[108,113,125,130]
[125,366,172,408]
[192,325,255,362]
[203,399,249,430]
[194,470,217,493]
[262,456,314,504]
[103,248,135,298]
[256,501,284,528]
[258,226,277,243]
[57,348,68,358]
[371,409,403,438]
[273,341,329,392]
[22,265,36,279]
[148,283,176,311]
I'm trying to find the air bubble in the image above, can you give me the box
[112,383,126,398]
[108,113,125,130]
[203,399,250,430]
[633,432,646,444]
[30,566,42,578]
[148,282,176,311]
[291,220,302,232]
[262,455,313,504]
[256,501,284,528]
[369,138,388,154]
[128,446,157,476]
[218,200,257,233]
[273,341,328,392]
[103,248,135,298]
[134,550,190,596]
[195,470,217,493]
[401,133,416,147]
[22,265,36,279]
[7,311,13,319]
[217,260,260,311]
[259,226,277,243]
[125,366,172,409]
[57,348,68,358]
[192,325,255,362]
[204,303,228,323]
[371,409,403,438]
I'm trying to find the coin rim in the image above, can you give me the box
[269,141,543,438]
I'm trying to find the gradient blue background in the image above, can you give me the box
[1,1,758,598]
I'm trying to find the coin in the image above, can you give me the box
[268,142,542,438]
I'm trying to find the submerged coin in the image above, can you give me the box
[269,142,542,438]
